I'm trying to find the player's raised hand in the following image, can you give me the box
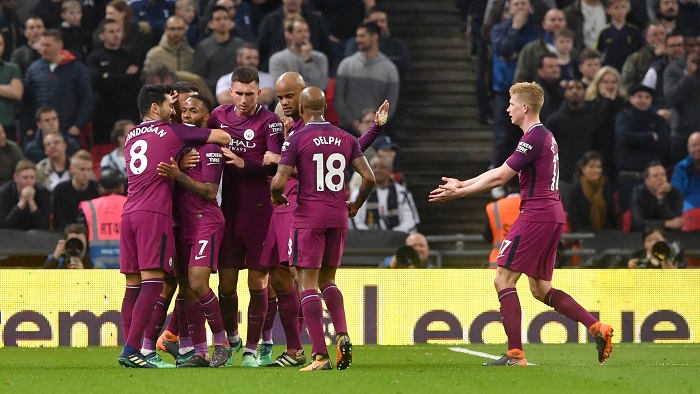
[222,147,245,169]
[271,193,288,206]
[375,100,389,126]
[157,157,183,180]
[179,149,200,170]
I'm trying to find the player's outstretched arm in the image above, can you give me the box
[157,157,219,201]
[271,164,293,206]
[430,164,516,202]
[207,129,233,146]
[348,156,376,217]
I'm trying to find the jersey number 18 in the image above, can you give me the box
[312,153,346,192]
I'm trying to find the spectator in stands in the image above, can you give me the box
[31,0,62,29]
[23,107,79,164]
[99,119,132,179]
[630,161,683,231]
[586,66,627,184]
[620,22,666,91]
[663,33,700,165]
[215,43,275,107]
[43,223,93,269]
[627,227,682,268]
[0,0,24,61]
[59,0,91,61]
[130,0,176,48]
[102,0,152,67]
[312,0,369,75]
[335,22,399,135]
[546,80,599,202]
[567,151,618,232]
[382,233,436,269]
[345,6,410,81]
[350,154,419,233]
[76,171,126,268]
[35,132,70,191]
[578,48,602,87]
[0,34,22,144]
[514,8,568,84]
[269,14,329,91]
[483,178,520,268]
[554,28,577,81]
[256,0,333,72]
[0,159,50,230]
[22,29,93,151]
[192,5,246,94]
[0,124,23,186]
[489,0,542,172]
[51,149,99,232]
[536,53,564,123]
[671,131,700,213]
[86,19,141,146]
[595,0,643,72]
[564,0,607,51]
[144,15,194,74]
[641,30,684,108]
[651,0,679,33]
[370,135,404,185]
[10,15,44,77]
[615,84,670,213]
[175,0,199,47]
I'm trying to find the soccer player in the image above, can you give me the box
[429,82,614,366]
[209,66,284,367]
[270,86,376,371]
[155,94,231,367]
[118,83,231,368]
[261,72,390,367]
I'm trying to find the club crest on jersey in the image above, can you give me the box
[516,141,532,155]
[244,129,255,141]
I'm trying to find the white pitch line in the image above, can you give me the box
[449,347,537,366]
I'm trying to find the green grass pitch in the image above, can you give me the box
[1,344,698,394]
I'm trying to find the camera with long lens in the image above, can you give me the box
[395,245,420,268]
[63,237,85,258]
[639,240,684,268]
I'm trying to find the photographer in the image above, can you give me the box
[627,227,685,269]
[43,223,93,269]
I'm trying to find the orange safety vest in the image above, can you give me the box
[78,194,126,269]
[486,194,521,267]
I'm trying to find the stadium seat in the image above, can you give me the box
[681,208,700,232]
[621,210,632,233]
[324,78,340,126]
[90,143,117,179]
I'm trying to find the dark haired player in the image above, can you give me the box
[118,84,231,368]
[430,82,614,366]
[208,66,284,367]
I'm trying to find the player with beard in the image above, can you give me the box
[118,84,231,368]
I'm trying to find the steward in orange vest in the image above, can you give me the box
[484,180,521,267]
[77,171,126,268]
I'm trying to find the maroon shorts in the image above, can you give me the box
[496,219,565,281]
[289,227,347,270]
[260,211,293,269]
[120,212,174,275]
[218,205,273,271]
[175,221,225,277]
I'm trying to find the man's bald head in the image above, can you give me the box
[276,71,305,91]
[276,72,306,118]
[299,86,326,113]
